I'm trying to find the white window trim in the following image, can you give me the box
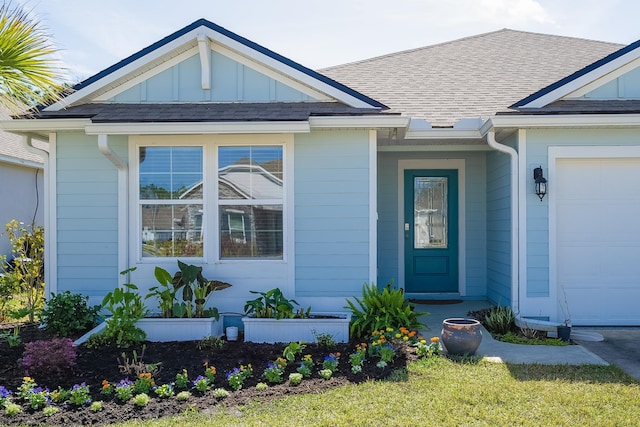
[129,134,293,265]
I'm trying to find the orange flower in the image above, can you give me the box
[409,331,417,337]
[430,336,440,343]
[101,380,110,389]
[336,352,341,357]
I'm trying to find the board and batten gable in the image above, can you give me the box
[55,132,125,305]
[578,65,640,99]
[294,130,372,297]
[377,151,487,298]
[110,50,316,103]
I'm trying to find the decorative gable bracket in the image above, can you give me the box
[197,33,211,90]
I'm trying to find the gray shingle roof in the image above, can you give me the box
[320,29,623,126]
[0,109,43,165]
[33,102,395,122]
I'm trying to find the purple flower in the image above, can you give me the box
[0,386,12,399]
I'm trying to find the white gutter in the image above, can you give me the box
[486,130,519,314]
[97,135,128,286]
[23,135,53,296]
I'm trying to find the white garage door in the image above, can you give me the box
[556,158,640,325]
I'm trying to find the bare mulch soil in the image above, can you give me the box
[0,323,413,426]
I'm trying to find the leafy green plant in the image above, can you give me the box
[484,305,516,335]
[68,382,91,406]
[212,388,229,399]
[152,260,232,318]
[288,372,303,386]
[345,281,426,338]
[0,220,45,322]
[313,330,336,347]
[43,406,58,417]
[244,287,310,319]
[283,341,306,362]
[40,291,100,337]
[133,392,150,407]
[145,267,178,318]
[176,390,191,401]
[90,401,103,412]
[226,365,253,391]
[100,268,148,348]
[197,336,225,350]
[117,345,161,377]
[296,354,314,378]
[154,383,174,398]
[5,402,22,416]
[0,325,21,347]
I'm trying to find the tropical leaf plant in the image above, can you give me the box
[345,281,427,338]
[0,2,66,114]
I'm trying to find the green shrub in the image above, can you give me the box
[0,220,45,322]
[40,291,100,337]
[345,281,426,338]
[484,305,515,335]
[100,268,148,348]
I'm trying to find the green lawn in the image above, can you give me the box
[114,357,639,426]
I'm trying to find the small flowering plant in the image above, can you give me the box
[263,358,287,384]
[416,336,441,357]
[100,380,113,395]
[0,385,12,406]
[174,369,189,390]
[297,354,314,378]
[17,376,37,399]
[373,343,396,368]
[115,378,134,402]
[322,352,340,372]
[68,382,92,406]
[319,368,333,380]
[154,383,174,398]
[203,362,217,383]
[26,386,50,410]
[134,372,155,395]
[349,343,367,373]
[192,375,211,393]
[226,364,253,391]
[50,387,70,404]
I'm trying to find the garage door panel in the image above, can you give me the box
[556,157,640,326]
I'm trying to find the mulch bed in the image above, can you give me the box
[0,323,413,426]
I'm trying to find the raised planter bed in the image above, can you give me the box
[242,313,351,344]
[74,316,223,345]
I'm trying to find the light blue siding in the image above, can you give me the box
[294,130,371,297]
[582,66,640,99]
[377,151,488,297]
[525,128,640,297]
[113,51,316,103]
[486,143,513,305]
[55,133,126,300]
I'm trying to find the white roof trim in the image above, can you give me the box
[483,114,640,133]
[309,116,409,128]
[564,55,640,99]
[84,121,311,135]
[47,25,378,111]
[517,47,640,108]
[0,153,42,168]
[1,119,91,133]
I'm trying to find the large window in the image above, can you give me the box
[218,146,283,259]
[139,146,203,258]
[136,142,284,260]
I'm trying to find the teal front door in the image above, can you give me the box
[404,170,458,293]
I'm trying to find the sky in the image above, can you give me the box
[14,0,640,84]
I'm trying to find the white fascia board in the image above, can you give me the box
[519,48,640,108]
[48,25,380,111]
[486,114,640,131]
[84,121,311,135]
[0,119,91,133]
[309,116,409,128]
[404,128,482,139]
[0,153,43,168]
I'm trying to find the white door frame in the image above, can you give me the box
[397,159,466,296]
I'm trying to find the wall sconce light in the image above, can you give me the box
[533,166,547,201]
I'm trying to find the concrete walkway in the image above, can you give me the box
[413,301,608,365]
